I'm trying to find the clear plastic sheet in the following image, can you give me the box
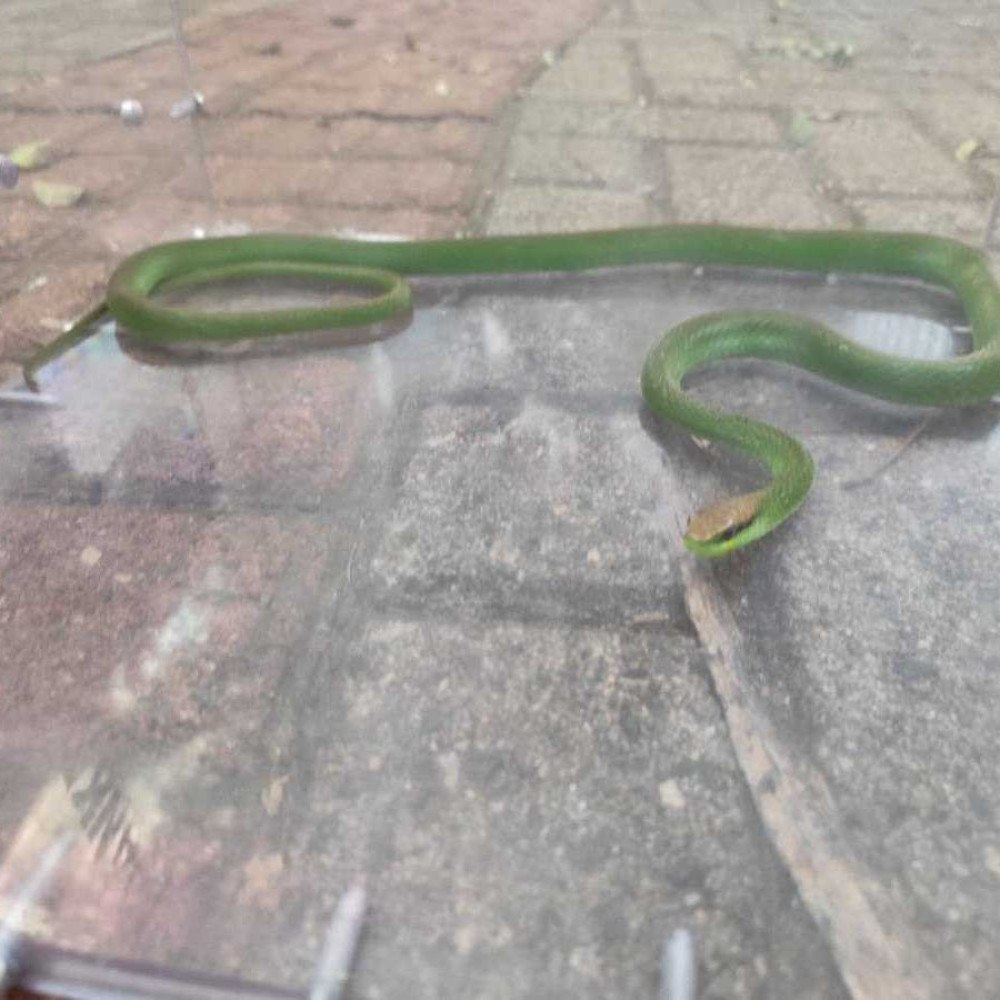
[3,265,998,998]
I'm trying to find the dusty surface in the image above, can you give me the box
[3,1,1000,999]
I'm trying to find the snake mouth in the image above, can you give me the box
[682,489,768,557]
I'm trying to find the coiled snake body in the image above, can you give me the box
[27,226,1000,556]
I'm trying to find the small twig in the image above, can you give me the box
[841,415,932,491]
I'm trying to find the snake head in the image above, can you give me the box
[683,488,768,557]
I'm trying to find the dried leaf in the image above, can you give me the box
[32,179,84,208]
[10,139,51,171]
[955,138,983,163]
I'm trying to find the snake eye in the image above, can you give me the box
[683,489,767,556]
[713,521,752,544]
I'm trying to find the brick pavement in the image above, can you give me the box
[484,0,999,241]
[3,2,1000,999]
[0,0,601,378]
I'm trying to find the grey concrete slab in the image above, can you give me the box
[665,147,831,227]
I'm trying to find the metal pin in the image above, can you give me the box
[170,91,204,120]
[0,833,75,993]
[0,390,61,408]
[660,928,697,1000]
[309,881,368,1000]
[119,99,145,126]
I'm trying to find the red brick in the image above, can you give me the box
[0,259,111,362]
[205,115,487,162]
[188,155,474,212]
[2,0,604,357]
[207,203,463,238]
[0,199,62,257]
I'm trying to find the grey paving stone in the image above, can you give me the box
[505,134,649,190]
[665,146,831,227]
[485,185,657,234]
[516,99,667,140]
[810,117,980,198]
[637,35,743,86]
[707,422,1000,997]
[632,0,712,20]
[902,87,1000,155]
[532,40,635,103]
[659,106,782,145]
[1,0,285,77]
[279,619,848,1000]
[367,403,685,627]
[850,196,990,241]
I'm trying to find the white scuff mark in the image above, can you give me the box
[370,343,395,410]
[110,568,224,713]
[481,310,511,360]
[124,734,212,846]
[109,662,136,715]
[140,597,209,680]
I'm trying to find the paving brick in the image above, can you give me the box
[70,116,197,156]
[0,199,61,257]
[2,0,603,365]
[0,260,112,361]
[632,0,708,18]
[485,185,656,235]
[204,115,487,162]
[659,106,782,145]
[224,204,463,238]
[651,79,828,113]
[638,35,742,86]
[744,59,871,96]
[532,41,636,103]
[190,155,475,212]
[810,116,980,197]
[0,109,101,154]
[505,134,648,190]
[902,87,1000,156]
[756,87,891,117]
[246,82,501,119]
[665,146,830,227]
[516,99,666,140]
[850,196,990,241]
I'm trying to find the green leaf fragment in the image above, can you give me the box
[32,179,85,208]
[955,138,983,163]
[9,139,51,171]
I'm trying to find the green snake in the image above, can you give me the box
[23,226,1000,556]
